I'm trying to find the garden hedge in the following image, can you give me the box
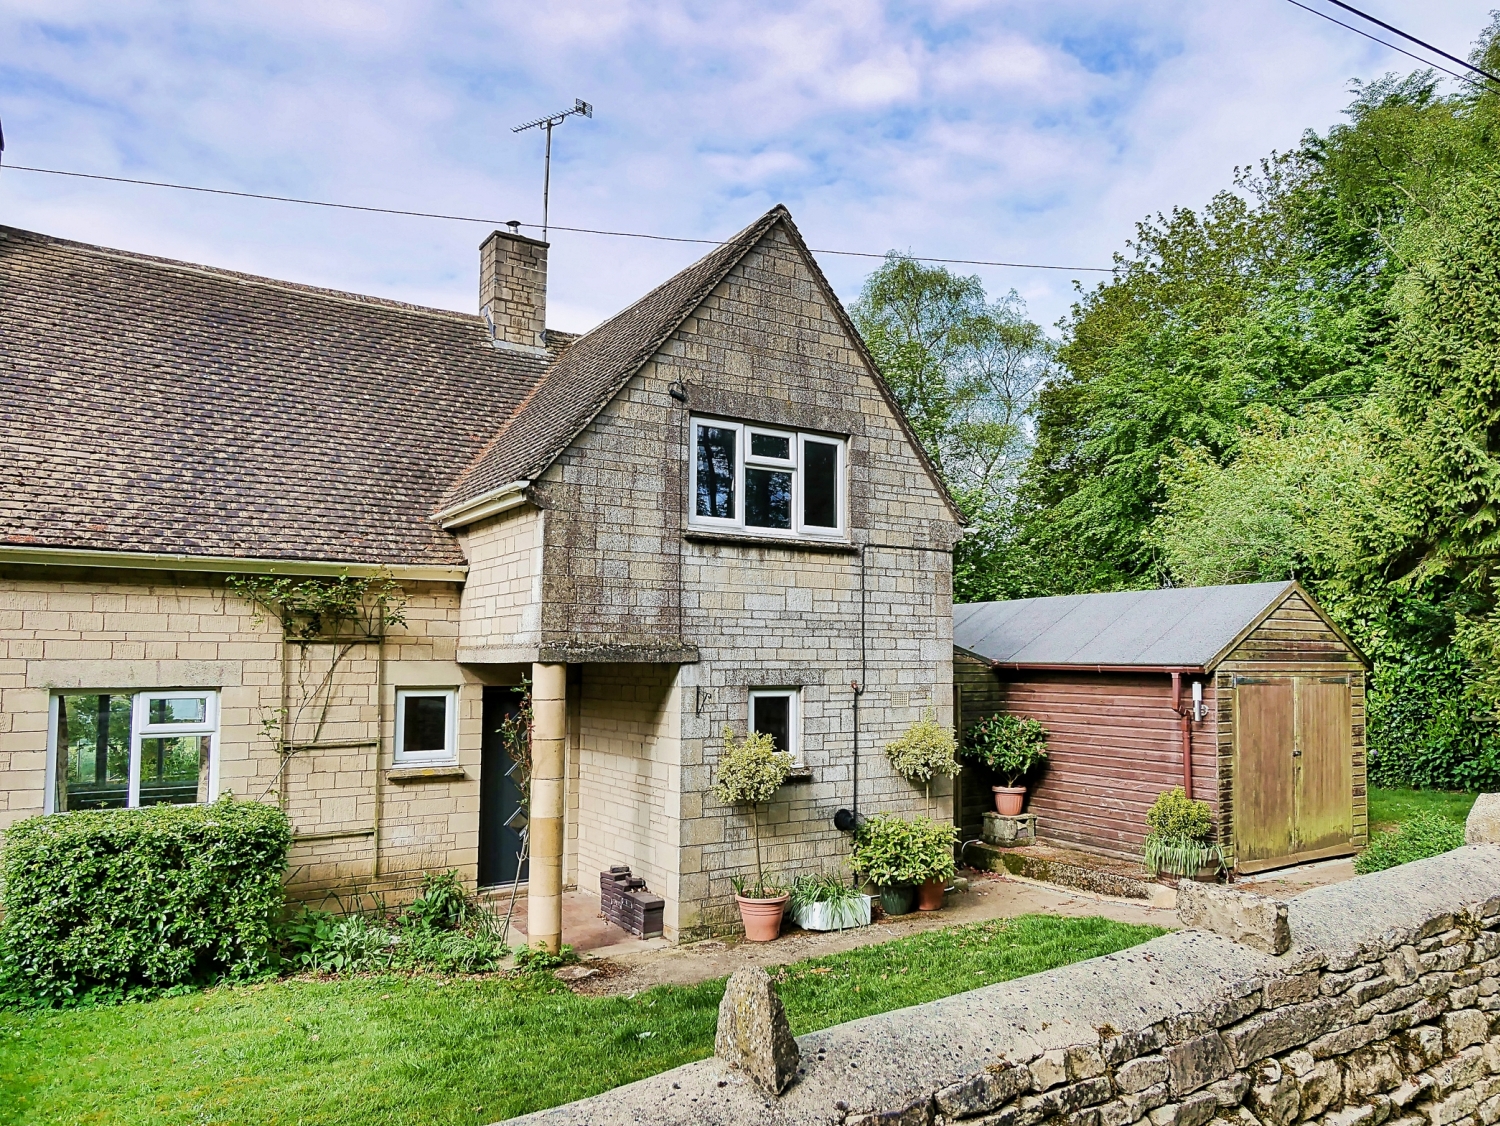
[0,796,291,1003]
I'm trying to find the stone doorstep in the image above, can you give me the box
[966,841,1160,902]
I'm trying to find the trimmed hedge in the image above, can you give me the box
[0,796,291,1003]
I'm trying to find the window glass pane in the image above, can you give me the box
[57,694,132,811]
[803,440,839,528]
[138,736,212,806]
[695,425,736,518]
[750,432,790,460]
[148,695,208,725]
[752,695,791,756]
[746,467,792,529]
[402,695,450,755]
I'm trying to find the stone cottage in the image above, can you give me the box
[0,206,963,949]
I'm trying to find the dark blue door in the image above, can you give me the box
[479,686,528,887]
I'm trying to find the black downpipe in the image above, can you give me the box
[834,546,868,833]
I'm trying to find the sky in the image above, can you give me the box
[0,1,1493,336]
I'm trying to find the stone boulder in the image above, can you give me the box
[1177,880,1291,955]
[715,966,800,1095]
[1465,793,1500,845]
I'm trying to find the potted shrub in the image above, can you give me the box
[788,872,871,931]
[713,725,793,941]
[852,814,959,915]
[963,714,1048,815]
[1143,787,1224,883]
[884,710,960,797]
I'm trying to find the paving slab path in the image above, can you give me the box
[574,870,1179,995]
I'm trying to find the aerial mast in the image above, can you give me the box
[512,99,593,241]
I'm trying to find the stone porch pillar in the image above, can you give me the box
[528,662,567,953]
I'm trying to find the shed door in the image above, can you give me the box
[1294,677,1353,853]
[1234,678,1295,865]
[1233,675,1353,870]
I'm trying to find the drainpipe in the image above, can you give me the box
[1170,672,1193,799]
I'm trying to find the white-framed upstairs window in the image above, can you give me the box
[46,689,220,813]
[395,688,458,764]
[750,688,801,764]
[690,417,846,538]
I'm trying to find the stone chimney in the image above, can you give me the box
[479,227,548,354]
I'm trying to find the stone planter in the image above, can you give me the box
[736,894,789,942]
[992,785,1027,815]
[791,895,872,932]
[916,878,946,911]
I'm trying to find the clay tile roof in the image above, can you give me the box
[442,206,789,509]
[0,226,548,568]
[953,582,1300,669]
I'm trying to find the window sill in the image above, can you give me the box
[782,768,814,784]
[683,530,857,555]
[386,764,467,784]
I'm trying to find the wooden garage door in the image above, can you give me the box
[1233,675,1353,872]
[1234,678,1295,866]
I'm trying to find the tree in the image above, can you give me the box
[851,254,1052,601]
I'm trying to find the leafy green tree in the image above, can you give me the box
[851,254,1053,601]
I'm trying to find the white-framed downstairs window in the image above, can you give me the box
[395,688,458,763]
[689,416,846,538]
[750,688,801,764]
[47,690,219,813]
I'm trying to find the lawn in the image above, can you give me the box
[1368,786,1477,833]
[0,914,1163,1126]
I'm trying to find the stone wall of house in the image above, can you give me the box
[456,507,543,658]
[573,663,685,935]
[507,844,1500,1126]
[0,566,488,902]
[533,221,961,939]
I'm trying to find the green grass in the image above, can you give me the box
[0,914,1163,1126]
[1368,786,1477,833]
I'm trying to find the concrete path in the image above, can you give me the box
[574,871,1179,994]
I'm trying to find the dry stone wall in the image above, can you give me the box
[505,845,1500,1126]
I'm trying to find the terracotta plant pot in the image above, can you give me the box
[877,885,915,917]
[916,877,946,911]
[992,785,1027,815]
[736,893,789,942]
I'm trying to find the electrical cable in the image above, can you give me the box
[0,162,1114,274]
[1280,0,1469,82]
[1317,0,1500,83]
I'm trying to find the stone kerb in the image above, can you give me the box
[501,844,1500,1126]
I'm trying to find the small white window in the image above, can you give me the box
[47,690,219,812]
[749,688,800,763]
[690,416,846,538]
[395,688,458,763]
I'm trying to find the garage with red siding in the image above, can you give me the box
[953,581,1369,874]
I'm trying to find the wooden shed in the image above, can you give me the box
[953,581,1370,874]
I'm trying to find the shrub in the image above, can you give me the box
[1354,809,1466,874]
[0,796,290,1004]
[852,814,958,886]
[1145,787,1213,839]
[963,714,1048,786]
[713,726,792,893]
[885,710,960,789]
[404,870,469,931]
[1142,788,1221,878]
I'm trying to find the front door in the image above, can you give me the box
[1233,675,1353,872]
[479,686,528,888]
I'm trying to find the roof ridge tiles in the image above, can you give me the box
[0,225,483,325]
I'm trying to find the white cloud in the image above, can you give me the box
[0,0,1491,336]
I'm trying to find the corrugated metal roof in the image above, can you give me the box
[953,582,1295,669]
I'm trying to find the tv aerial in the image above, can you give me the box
[512,99,593,241]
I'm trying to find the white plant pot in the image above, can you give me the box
[791,894,872,931]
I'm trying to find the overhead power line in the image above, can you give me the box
[1317,0,1500,84]
[1280,0,1469,81]
[0,162,1114,274]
